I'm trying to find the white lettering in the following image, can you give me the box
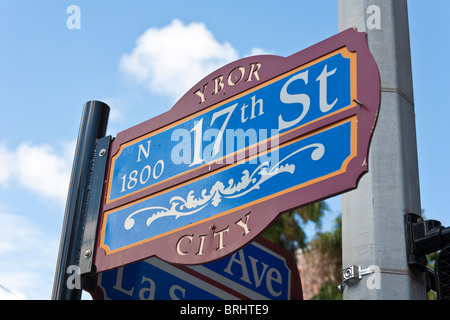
[139,165,151,185]
[139,276,156,300]
[137,141,151,162]
[228,66,246,86]
[169,285,186,300]
[249,256,269,288]
[196,235,207,256]
[181,304,215,317]
[193,62,262,104]
[250,95,264,119]
[113,267,134,296]
[190,119,205,166]
[222,242,284,298]
[240,103,249,123]
[225,304,269,315]
[153,160,164,179]
[235,213,251,235]
[194,83,208,103]
[209,103,238,158]
[246,62,261,82]
[223,250,252,284]
[278,71,310,131]
[316,64,338,113]
[120,160,165,193]
[213,226,230,250]
[266,268,282,297]
[213,75,225,94]
[202,128,221,163]
[176,235,193,255]
[127,170,138,189]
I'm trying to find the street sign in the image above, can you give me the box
[89,237,302,300]
[94,28,380,272]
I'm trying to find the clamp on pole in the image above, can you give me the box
[338,265,375,293]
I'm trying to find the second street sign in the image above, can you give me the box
[90,237,302,300]
[94,28,380,272]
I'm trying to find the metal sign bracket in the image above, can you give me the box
[79,135,111,275]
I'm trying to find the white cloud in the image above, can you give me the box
[249,47,273,57]
[0,212,59,299]
[0,141,74,205]
[120,19,239,101]
[0,143,15,186]
[101,97,131,124]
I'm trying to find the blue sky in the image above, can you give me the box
[0,1,449,299]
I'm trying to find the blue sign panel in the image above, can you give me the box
[96,257,238,300]
[94,239,300,300]
[193,241,293,300]
[105,49,354,203]
[100,118,355,254]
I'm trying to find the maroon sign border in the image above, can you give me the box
[94,28,380,272]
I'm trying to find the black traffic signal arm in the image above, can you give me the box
[405,213,450,271]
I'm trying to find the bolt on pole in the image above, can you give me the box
[338,0,426,299]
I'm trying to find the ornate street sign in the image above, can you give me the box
[94,28,380,272]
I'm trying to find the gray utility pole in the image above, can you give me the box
[338,0,426,299]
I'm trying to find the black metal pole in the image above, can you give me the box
[51,101,109,300]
